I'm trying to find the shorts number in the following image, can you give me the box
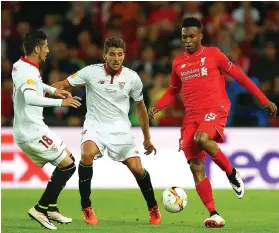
[39,135,53,148]
[204,112,217,121]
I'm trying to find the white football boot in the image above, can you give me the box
[227,168,245,199]
[28,207,57,230]
[48,209,72,224]
[204,214,226,228]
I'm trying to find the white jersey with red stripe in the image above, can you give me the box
[12,57,48,143]
[67,64,143,133]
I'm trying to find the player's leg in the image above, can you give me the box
[187,157,225,228]
[45,147,75,224]
[79,140,101,225]
[194,110,244,198]
[122,157,161,224]
[181,124,225,228]
[19,133,76,229]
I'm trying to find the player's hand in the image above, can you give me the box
[148,106,160,120]
[61,96,82,108]
[143,139,157,155]
[264,101,277,117]
[54,89,72,99]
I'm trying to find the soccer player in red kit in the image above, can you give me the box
[149,17,277,228]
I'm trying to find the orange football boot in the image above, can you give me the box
[82,207,98,225]
[148,205,162,224]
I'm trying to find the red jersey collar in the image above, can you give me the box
[184,46,204,58]
[104,64,122,76]
[20,56,40,69]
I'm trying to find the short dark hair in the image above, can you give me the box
[22,31,47,55]
[182,17,201,28]
[104,37,126,53]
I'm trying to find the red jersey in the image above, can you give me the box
[156,46,268,114]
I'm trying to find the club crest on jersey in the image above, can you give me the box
[98,80,105,84]
[119,82,125,89]
[200,57,206,66]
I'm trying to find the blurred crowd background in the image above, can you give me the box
[2,1,279,127]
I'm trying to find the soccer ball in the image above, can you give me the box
[162,187,188,213]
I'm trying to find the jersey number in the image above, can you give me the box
[39,135,53,148]
[204,113,217,121]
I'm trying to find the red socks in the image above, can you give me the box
[196,177,216,213]
[212,149,233,175]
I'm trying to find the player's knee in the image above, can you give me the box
[81,152,95,165]
[189,159,204,173]
[194,132,209,148]
[126,160,145,178]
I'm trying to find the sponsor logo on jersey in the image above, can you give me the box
[181,64,186,68]
[119,82,125,89]
[26,79,35,85]
[105,88,117,94]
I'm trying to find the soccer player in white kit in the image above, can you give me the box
[12,31,82,230]
[52,37,162,225]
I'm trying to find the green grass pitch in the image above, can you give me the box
[2,189,278,233]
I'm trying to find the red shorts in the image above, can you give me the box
[179,107,229,163]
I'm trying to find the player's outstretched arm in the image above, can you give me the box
[216,49,277,117]
[149,62,182,119]
[136,100,157,155]
[24,89,81,108]
[43,83,72,99]
[51,79,72,91]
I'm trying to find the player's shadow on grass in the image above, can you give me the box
[97,219,201,229]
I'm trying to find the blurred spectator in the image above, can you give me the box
[40,14,61,51]
[6,21,30,63]
[1,79,14,126]
[183,2,203,20]
[232,2,260,24]
[132,46,159,76]
[250,41,279,98]
[2,1,279,127]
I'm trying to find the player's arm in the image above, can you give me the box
[43,83,72,99]
[132,75,157,155]
[149,62,182,119]
[52,68,89,90]
[216,49,277,117]
[21,78,81,108]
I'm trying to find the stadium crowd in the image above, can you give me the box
[2,1,279,127]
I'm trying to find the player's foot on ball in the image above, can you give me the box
[28,207,57,230]
[204,214,225,228]
[148,205,162,224]
[82,206,98,225]
[227,168,245,199]
[48,207,72,224]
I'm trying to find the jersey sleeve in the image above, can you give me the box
[170,61,182,89]
[214,48,233,72]
[67,66,90,86]
[130,73,144,102]
[19,76,37,93]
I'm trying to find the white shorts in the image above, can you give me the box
[17,130,67,167]
[81,122,139,162]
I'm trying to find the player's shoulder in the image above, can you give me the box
[83,63,104,71]
[12,59,38,79]
[204,46,221,54]
[173,52,185,64]
[122,66,139,78]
